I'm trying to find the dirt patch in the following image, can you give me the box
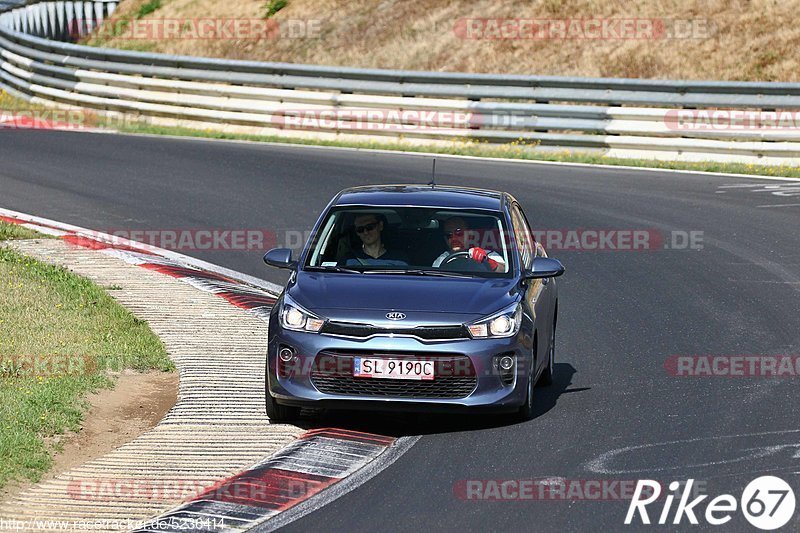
[1,370,178,502]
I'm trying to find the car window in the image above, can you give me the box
[510,203,533,270]
[514,203,545,258]
[304,206,513,277]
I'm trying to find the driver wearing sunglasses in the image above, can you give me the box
[342,213,410,266]
[433,216,506,272]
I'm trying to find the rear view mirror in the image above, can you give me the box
[523,257,565,279]
[263,248,297,270]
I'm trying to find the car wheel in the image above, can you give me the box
[538,319,556,387]
[266,391,301,422]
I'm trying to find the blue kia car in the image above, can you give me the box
[263,185,564,421]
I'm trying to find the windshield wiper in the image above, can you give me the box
[306,265,363,274]
[363,269,472,278]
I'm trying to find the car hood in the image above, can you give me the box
[288,270,519,321]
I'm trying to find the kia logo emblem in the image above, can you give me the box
[386,312,406,320]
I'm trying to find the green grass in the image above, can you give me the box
[264,0,288,18]
[0,91,47,113]
[0,222,51,241]
[114,42,158,53]
[114,121,800,179]
[0,238,173,489]
[0,91,104,128]
[136,0,162,19]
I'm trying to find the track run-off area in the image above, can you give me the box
[1,129,800,531]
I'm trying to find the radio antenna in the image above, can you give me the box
[429,158,437,187]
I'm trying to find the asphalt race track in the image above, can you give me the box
[2,129,799,531]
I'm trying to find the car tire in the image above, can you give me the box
[538,318,556,387]
[516,371,535,422]
[266,391,301,422]
[517,335,537,422]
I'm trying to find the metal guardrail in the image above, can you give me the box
[2,0,800,165]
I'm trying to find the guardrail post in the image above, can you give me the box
[39,3,49,38]
[94,2,103,28]
[11,9,21,32]
[84,2,93,36]
[72,1,82,38]
[64,1,74,40]
[20,5,29,35]
[55,1,65,41]
[31,4,42,37]
[47,3,57,39]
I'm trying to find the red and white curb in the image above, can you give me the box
[133,429,395,532]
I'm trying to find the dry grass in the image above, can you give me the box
[85,0,800,81]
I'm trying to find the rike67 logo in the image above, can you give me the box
[626,476,796,530]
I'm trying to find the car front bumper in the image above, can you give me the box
[266,325,533,413]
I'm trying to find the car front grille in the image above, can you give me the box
[310,350,477,399]
[319,322,469,341]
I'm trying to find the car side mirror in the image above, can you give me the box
[523,257,565,279]
[263,248,297,270]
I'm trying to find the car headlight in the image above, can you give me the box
[280,295,325,332]
[467,303,522,338]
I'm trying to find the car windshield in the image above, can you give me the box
[304,206,514,278]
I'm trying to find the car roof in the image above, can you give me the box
[333,184,506,211]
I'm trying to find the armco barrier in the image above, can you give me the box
[2,0,800,165]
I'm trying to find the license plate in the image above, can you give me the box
[353,357,434,381]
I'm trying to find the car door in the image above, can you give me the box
[510,202,550,377]
[517,202,556,322]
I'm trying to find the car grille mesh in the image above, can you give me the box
[310,351,477,399]
[319,322,469,340]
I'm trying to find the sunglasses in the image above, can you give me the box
[355,221,379,234]
[444,228,465,239]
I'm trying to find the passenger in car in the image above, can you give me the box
[342,213,410,266]
[433,217,507,272]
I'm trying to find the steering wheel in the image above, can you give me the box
[441,251,490,272]
[441,251,471,265]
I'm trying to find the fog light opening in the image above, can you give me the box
[494,353,516,386]
[279,347,296,362]
[498,356,514,371]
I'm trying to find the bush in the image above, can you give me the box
[264,0,288,18]
[136,0,162,19]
